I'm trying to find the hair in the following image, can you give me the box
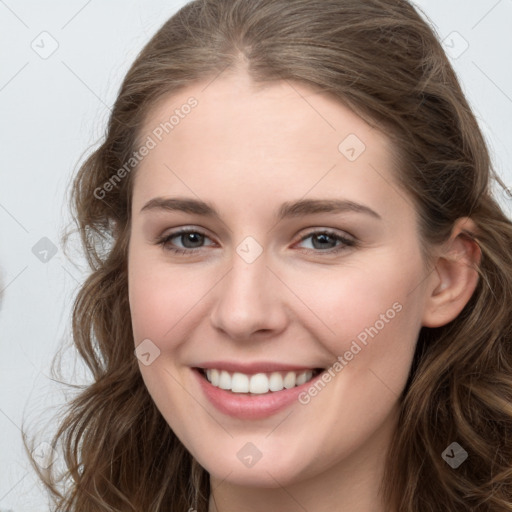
[24,0,512,510]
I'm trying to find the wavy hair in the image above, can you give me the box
[25,0,512,510]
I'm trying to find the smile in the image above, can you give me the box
[200,368,323,394]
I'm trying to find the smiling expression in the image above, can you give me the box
[127,69,434,489]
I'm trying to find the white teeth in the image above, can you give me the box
[218,370,231,390]
[210,368,219,386]
[269,372,284,391]
[249,373,270,394]
[231,372,249,393]
[296,371,308,386]
[203,369,317,393]
[283,371,296,389]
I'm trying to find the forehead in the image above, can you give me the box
[132,71,404,219]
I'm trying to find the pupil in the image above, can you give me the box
[183,232,204,248]
[312,233,335,249]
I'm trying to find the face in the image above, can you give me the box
[128,70,432,489]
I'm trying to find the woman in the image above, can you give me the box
[27,0,512,510]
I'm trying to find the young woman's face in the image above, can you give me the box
[128,70,433,488]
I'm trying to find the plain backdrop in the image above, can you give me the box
[1,1,511,510]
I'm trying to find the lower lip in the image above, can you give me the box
[193,369,323,420]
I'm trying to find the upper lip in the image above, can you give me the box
[195,361,323,374]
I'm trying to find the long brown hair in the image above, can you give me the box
[25,0,512,510]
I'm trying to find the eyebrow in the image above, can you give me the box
[140,197,381,220]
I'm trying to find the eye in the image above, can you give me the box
[295,229,356,253]
[155,227,356,256]
[156,228,216,255]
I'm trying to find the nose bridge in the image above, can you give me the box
[210,243,286,338]
[228,255,265,302]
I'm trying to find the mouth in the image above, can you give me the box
[195,367,324,395]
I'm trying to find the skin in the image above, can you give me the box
[127,68,480,512]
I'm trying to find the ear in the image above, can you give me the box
[422,217,482,328]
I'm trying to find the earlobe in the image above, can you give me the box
[422,218,482,328]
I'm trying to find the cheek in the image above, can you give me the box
[128,268,173,343]
[283,248,423,352]
[282,251,425,413]
[128,249,216,344]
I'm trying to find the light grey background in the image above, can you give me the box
[1,1,511,510]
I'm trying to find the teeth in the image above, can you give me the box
[249,373,269,394]
[283,372,296,389]
[269,372,283,392]
[203,369,316,393]
[219,370,231,390]
[232,372,250,393]
[210,369,219,386]
[295,371,308,386]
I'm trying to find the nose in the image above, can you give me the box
[209,249,288,341]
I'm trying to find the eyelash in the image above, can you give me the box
[155,228,357,256]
